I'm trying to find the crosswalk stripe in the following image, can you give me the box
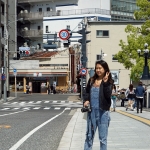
[53,101,57,103]
[54,107,60,110]
[44,101,49,103]
[3,102,10,104]
[1,108,10,110]
[33,107,40,110]
[13,108,20,110]
[76,102,82,104]
[65,108,71,110]
[28,101,34,104]
[22,108,30,110]
[20,102,26,104]
[11,102,18,104]
[43,107,51,110]
[61,101,65,103]
[36,101,42,103]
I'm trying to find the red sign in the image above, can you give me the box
[25,51,29,55]
[79,68,87,76]
[59,29,70,40]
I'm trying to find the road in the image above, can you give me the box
[0,93,82,150]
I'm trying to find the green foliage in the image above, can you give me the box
[134,0,150,20]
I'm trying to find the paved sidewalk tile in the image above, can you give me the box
[58,108,150,150]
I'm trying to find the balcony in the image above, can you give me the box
[18,8,110,21]
[18,0,71,3]
[1,14,4,25]
[20,30,43,38]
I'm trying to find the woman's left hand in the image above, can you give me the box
[103,72,110,82]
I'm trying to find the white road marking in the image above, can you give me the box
[11,102,18,104]
[61,101,65,103]
[9,109,66,150]
[28,101,34,104]
[0,110,28,117]
[20,102,25,104]
[65,108,71,110]
[1,108,10,110]
[54,107,60,110]
[3,102,10,104]
[53,101,57,103]
[36,101,42,103]
[43,107,50,110]
[33,107,40,110]
[76,102,82,104]
[44,101,49,103]
[22,108,30,110]
[13,108,20,110]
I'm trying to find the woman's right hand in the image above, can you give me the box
[84,101,90,107]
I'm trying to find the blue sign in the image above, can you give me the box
[13,69,17,73]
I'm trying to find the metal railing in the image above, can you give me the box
[20,30,43,38]
[18,8,110,20]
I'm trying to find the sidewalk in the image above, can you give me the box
[57,107,150,150]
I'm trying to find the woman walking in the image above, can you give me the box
[111,84,117,112]
[125,84,135,111]
[83,60,113,150]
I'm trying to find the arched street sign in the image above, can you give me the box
[80,68,87,76]
[59,29,70,40]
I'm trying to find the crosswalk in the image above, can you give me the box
[2,100,82,105]
[0,100,83,111]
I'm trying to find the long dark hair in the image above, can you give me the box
[112,84,116,92]
[91,60,113,84]
[129,84,133,91]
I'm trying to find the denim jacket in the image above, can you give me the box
[135,85,145,97]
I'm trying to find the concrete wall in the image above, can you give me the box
[9,60,39,69]
[87,21,143,89]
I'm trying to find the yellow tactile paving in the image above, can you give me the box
[116,110,150,126]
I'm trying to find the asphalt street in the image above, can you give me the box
[0,93,81,150]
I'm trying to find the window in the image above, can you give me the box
[96,55,102,61]
[39,8,42,12]
[46,26,48,33]
[38,43,41,49]
[37,26,41,30]
[96,30,109,37]
[112,55,118,61]
[47,7,50,11]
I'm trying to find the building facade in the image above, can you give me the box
[111,0,138,21]
[86,21,143,88]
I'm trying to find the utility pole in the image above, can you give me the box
[3,0,8,102]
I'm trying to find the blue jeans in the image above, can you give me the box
[84,109,110,150]
[111,99,116,108]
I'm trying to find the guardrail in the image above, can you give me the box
[18,8,110,20]
[20,30,43,37]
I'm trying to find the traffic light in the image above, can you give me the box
[63,29,72,48]
[43,40,57,49]
[77,25,91,68]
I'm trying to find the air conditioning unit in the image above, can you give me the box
[24,27,28,31]
[24,10,28,13]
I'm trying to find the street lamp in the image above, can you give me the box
[137,43,150,85]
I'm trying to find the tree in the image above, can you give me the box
[115,0,150,81]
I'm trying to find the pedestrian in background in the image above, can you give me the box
[83,60,113,150]
[125,84,135,111]
[135,81,145,113]
[111,84,117,112]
